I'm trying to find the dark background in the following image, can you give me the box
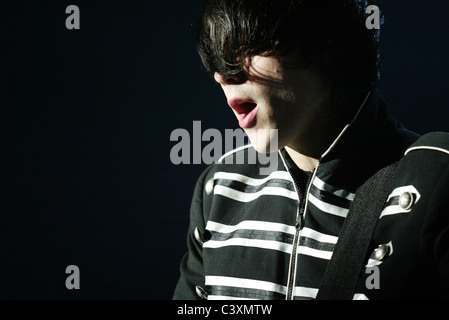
[1,1,448,300]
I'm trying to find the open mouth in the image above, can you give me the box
[228,98,258,129]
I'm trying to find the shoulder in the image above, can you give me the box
[392,132,449,212]
[194,143,284,201]
[378,132,449,227]
[398,132,449,180]
[404,132,449,157]
[205,143,279,178]
[216,144,256,165]
[194,144,259,195]
[400,131,449,178]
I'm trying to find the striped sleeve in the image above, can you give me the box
[172,166,213,300]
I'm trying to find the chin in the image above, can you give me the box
[246,127,280,154]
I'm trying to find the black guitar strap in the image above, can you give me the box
[316,161,399,300]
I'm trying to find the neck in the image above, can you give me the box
[284,123,341,172]
[284,146,319,172]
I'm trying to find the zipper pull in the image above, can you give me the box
[295,213,303,230]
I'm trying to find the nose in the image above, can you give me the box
[214,72,246,85]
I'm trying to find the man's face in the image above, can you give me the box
[214,55,334,157]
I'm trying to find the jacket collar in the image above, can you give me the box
[282,88,420,192]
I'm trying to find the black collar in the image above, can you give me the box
[286,89,420,192]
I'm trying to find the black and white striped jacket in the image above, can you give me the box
[173,90,449,300]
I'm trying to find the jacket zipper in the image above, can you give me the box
[280,92,370,299]
[280,151,319,300]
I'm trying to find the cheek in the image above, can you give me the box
[264,88,300,125]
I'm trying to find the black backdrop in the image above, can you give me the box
[2,1,449,300]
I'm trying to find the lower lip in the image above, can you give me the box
[238,105,258,129]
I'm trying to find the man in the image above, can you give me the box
[173,0,449,300]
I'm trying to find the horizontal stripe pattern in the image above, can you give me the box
[206,276,286,300]
[206,276,349,300]
[313,176,356,201]
[202,167,360,300]
[308,178,354,218]
[212,170,354,216]
[214,185,298,202]
[206,220,296,234]
[297,227,338,260]
[204,220,295,254]
[213,171,294,186]
[206,276,366,300]
[308,193,350,218]
[213,171,298,202]
[293,286,319,300]
[204,221,339,260]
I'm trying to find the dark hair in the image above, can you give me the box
[196,0,383,111]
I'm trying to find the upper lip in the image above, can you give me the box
[228,98,258,114]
